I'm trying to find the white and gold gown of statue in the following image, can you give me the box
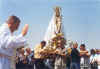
[0,23,27,69]
[43,7,67,69]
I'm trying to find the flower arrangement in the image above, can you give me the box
[41,33,66,58]
[51,33,66,48]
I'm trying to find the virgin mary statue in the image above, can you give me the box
[44,6,66,47]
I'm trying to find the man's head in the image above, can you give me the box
[80,44,86,50]
[96,49,100,54]
[40,41,46,47]
[7,15,21,33]
[90,49,96,55]
[73,42,78,49]
[26,48,31,54]
[20,48,25,54]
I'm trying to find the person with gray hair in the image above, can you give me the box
[70,42,80,69]
[0,15,29,69]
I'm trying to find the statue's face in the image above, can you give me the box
[55,7,60,17]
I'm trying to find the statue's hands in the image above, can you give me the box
[22,24,29,36]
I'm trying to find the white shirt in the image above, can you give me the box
[0,23,27,69]
[90,54,97,63]
[96,54,100,63]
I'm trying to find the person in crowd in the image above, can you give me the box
[44,57,55,69]
[66,47,72,69]
[95,49,100,69]
[70,42,80,69]
[34,41,46,69]
[90,49,98,69]
[54,40,66,69]
[16,48,23,64]
[16,47,24,69]
[80,44,90,69]
[0,15,28,69]
[25,48,34,69]
[17,48,28,69]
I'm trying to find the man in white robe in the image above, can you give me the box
[0,15,29,69]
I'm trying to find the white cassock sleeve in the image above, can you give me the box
[4,34,27,49]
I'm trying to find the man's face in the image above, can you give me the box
[73,43,78,48]
[80,46,85,50]
[41,42,46,47]
[20,48,25,54]
[26,48,31,54]
[7,16,20,32]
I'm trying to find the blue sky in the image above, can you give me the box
[0,0,100,49]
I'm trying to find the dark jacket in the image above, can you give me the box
[71,48,80,63]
